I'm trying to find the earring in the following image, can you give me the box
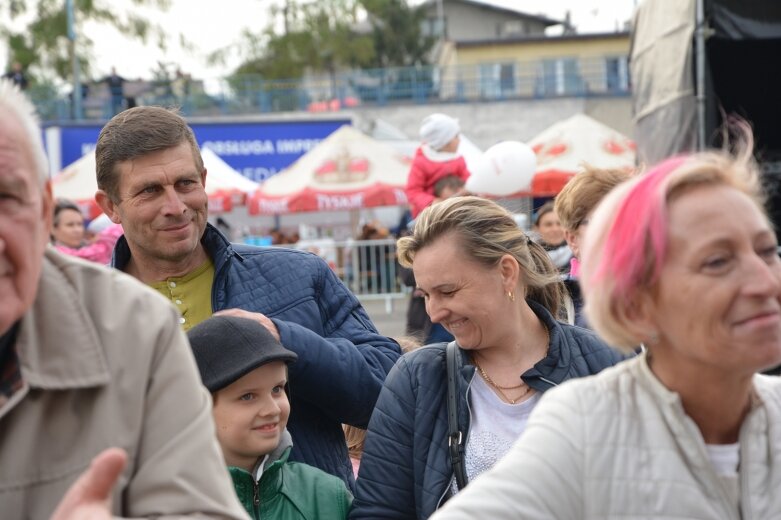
[507,291,515,302]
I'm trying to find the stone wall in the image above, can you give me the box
[349,96,633,148]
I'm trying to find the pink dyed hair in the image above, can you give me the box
[582,130,762,349]
[591,156,688,304]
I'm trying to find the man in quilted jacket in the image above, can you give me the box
[94,106,402,490]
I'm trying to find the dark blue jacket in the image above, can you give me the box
[350,300,626,519]
[112,224,402,489]
[563,275,589,329]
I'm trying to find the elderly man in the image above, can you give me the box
[94,106,401,488]
[0,83,248,517]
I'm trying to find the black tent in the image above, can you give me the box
[631,0,781,230]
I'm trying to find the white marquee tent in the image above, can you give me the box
[52,147,259,216]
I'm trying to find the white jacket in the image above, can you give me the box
[432,353,781,519]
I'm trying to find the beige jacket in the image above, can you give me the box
[0,249,249,519]
[433,353,781,519]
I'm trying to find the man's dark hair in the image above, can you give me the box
[95,106,204,202]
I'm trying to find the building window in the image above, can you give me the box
[479,63,516,99]
[501,20,524,37]
[422,16,447,38]
[605,56,629,92]
[537,58,583,96]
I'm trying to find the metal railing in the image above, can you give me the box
[34,55,629,122]
[270,237,407,312]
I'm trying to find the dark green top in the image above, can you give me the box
[229,431,352,520]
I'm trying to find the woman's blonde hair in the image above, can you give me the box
[397,196,566,317]
[344,424,366,460]
[554,166,634,232]
[581,142,764,351]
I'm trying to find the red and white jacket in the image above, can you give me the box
[405,146,470,217]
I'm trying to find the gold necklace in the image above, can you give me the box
[473,358,525,390]
[472,323,550,405]
[473,356,531,404]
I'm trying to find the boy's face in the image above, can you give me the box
[212,361,290,472]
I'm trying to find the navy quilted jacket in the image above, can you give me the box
[112,224,402,489]
[349,299,626,519]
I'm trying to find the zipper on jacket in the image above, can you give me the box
[737,426,750,520]
[253,479,260,519]
[690,419,742,520]
[435,368,477,510]
[537,376,558,388]
[211,248,235,312]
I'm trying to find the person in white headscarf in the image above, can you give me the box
[405,113,471,218]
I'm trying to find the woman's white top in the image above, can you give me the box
[463,375,541,483]
[706,442,740,511]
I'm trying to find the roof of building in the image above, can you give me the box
[421,0,563,27]
[455,30,631,48]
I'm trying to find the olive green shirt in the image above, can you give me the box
[150,259,214,331]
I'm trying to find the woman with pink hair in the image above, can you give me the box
[430,145,781,518]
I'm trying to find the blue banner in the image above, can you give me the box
[60,125,102,166]
[56,118,351,182]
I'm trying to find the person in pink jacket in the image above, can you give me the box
[54,214,123,265]
[405,113,470,218]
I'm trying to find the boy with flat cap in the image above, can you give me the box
[188,315,352,520]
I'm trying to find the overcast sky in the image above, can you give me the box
[2,0,639,81]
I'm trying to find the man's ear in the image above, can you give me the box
[201,168,207,189]
[42,180,54,232]
[95,190,120,224]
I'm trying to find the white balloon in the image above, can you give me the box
[465,141,537,196]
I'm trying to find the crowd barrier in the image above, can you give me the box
[288,237,409,313]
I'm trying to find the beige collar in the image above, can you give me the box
[634,350,765,414]
[15,250,110,389]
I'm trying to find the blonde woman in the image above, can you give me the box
[350,196,624,519]
[554,166,633,326]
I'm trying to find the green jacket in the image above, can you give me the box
[230,431,352,520]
